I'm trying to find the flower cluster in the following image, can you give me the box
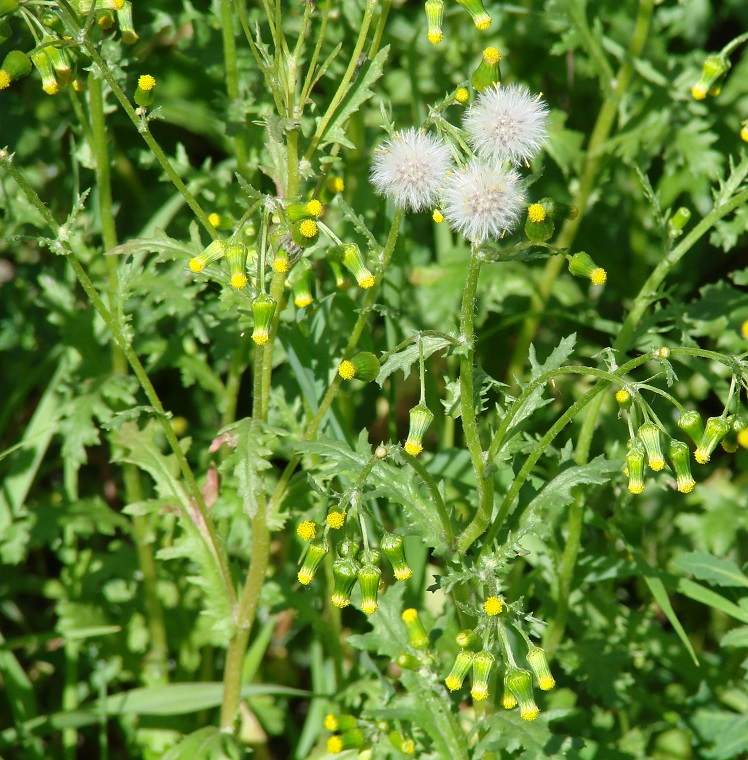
[370,81,549,245]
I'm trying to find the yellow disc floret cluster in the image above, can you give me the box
[138,74,156,91]
[296,521,316,541]
[483,596,503,616]
[326,511,346,529]
[528,203,547,223]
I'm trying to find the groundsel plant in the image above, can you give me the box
[2,0,748,758]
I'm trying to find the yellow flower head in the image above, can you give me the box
[432,209,445,223]
[138,74,156,91]
[455,87,470,104]
[483,596,503,616]
[299,219,318,239]
[590,268,607,286]
[528,203,547,223]
[296,521,317,541]
[306,199,322,217]
[326,511,346,529]
[208,212,221,227]
[338,360,356,380]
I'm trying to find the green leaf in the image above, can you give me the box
[642,573,699,665]
[161,727,247,760]
[677,578,748,624]
[692,710,748,760]
[720,626,748,648]
[526,455,622,516]
[672,551,748,589]
[318,46,389,151]
[377,333,456,386]
[475,710,578,759]
[107,228,200,262]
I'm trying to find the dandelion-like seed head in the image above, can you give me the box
[443,160,525,243]
[463,83,549,166]
[370,128,453,212]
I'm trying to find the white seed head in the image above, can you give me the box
[463,83,549,166]
[370,128,453,212]
[442,160,525,243]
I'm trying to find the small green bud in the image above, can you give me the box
[338,351,380,382]
[297,539,328,586]
[569,252,607,286]
[526,646,555,691]
[722,415,747,453]
[380,533,412,581]
[455,0,491,30]
[401,608,429,649]
[272,246,290,274]
[43,38,72,84]
[251,293,277,346]
[638,422,665,471]
[396,653,420,670]
[0,50,31,89]
[626,438,646,495]
[455,629,478,649]
[30,48,59,95]
[668,206,691,238]
[615,388,633,409]
[286,199,322,222]
[226,243,248,289]
[695,416,729,464]
[505,667,540,720]
[328,257,348,289]
[471,47,501,92]
[327,729,366,754]
[445,649,475,691]
[470,650,495,702]
[324,714,358,732]
[691,55,730,100]
[669,439,695,494]
[404,402,434,457]
[134,73,156,106]
[337,538,359,559]
[331,556,361,608]
[339,243,375,289]
[290,258,314,308]
[189,239,227,273]
[389,731,415,754]
[424,0,444,44]
[501,673,518,709]
[116,1,138,44]
[97,8,115,29]
[677,410,704,446]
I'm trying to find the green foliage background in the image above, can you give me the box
[2,0,748,758]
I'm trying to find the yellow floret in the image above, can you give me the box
[528,203,546,223]
[326,511,346,529]
[43,81,59,95]
[538,676,556,691]
[691,84,707,100]
[428,31,443,44]
[294,294,313,308]
[615,389,631,404]
[648,457,665,472]
[740,319,748,340]
[296,521,317,541]
[327,736,343,754]
[358,274,375,289]
[501,693,518,709]
[590,268,607,286]
[138,74,156,91]
[445,676,462,691]
[272,258,290,273]
[471,685,489,701]
[483,596,503,616]
[338,360,356,380]
[394,567,413,581]
[738,428,748,449]
[520,706,540,721]
[324,714,338,732]
[628,483,645,495]
[483,47,501,65]
[230,273,248,289]
[297,569,314,585]
[306,199,322,217]
[361,600,378,615]
[189,258,204,273]
[742,125,748,143]
[327,177,345,193]
[474,15,492,30]
[402,608,418,623]
[0,71,10,90]
[455,87,469,103]
[299,219,318,238]
[404,441,423,457]
[208,213,221,227]
[432,210,444,223]
[252,331,269,346]
[331,593,351,608]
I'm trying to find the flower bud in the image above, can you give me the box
[569,252,606,286]
[290,218,319,248]
[286,199,322,222]
[327,728,365,754]
[668,206,691,238]
[272,246,291,274]
[722,415,747,453]
[320,176,344,204]
[506,667,539,720]
[424,0,443,44]
[328,257,348,289]
[189,239,227,273]
[226,243,248,289]
[677,410,704,446]
[389,731,415,754]
[691,55,729,100]
[455,0,491,30]
[695,416,729,464]
[30,48,58,95]
[526,646,555,691]
[454,87,470,104]
[337,538,359,558]
[638,422,665,471]
[0,50,31,90]
[396,653,420,670]
[626,438,646,495]
[296,520,317,542]
[445,649,474,691]
[668,439,695,494]
[324,714,358,732]
[340,243,375,289]
[331,556,361,608]
[524,201,554,242]
[290,258,314,308]
[43,38,72,84]
[471,47,501,92]
[380,533,412,581]
[401,608,429,649]
[97,8,115,29]
[338,351,380,382]
[297,539,328,585]
[135,73,156,106]
[116,1,138,43]
[470,650,495,701]
[615,388,632,410]
[501,674,518,709]
[404,402,434,457]
[251,293,277,346]
[455,629,478,649]
[358,563,382,615]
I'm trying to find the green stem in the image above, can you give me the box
[0,154,236,612]
[269,208,404,512]
[505,0,654,385]
[220,0,249,178]
[455,248,494,555]
[88,76,170,679]
[401,451,454,548]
